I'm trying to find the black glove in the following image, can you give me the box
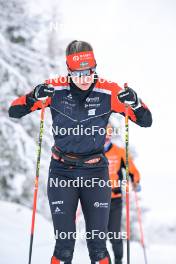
[133,183,142,192]
[118,87,140,109]
[33,84,55,100]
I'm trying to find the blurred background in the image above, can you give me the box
[0,0,176,263]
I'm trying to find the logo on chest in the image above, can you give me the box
[67,93,73,100]
[86,97,100,103]
[61,94,76,107]
[85,97,101,109]
[88,109,96,116]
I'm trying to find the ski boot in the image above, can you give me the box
[51,256,71,264]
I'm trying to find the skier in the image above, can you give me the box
[104,125,140,264]
[9,40,152,264]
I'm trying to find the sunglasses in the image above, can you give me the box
[69,67,96,77]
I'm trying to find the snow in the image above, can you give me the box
[0,201,176,264]
[0,201,54,264]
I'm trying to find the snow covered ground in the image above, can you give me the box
[0,201,176,264]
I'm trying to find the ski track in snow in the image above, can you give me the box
[0,201,176,264]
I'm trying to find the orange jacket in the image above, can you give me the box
[105,143,140,199]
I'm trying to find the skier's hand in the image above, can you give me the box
[118,87,141,109]
[133,182,141,192]
[33,84,55,100]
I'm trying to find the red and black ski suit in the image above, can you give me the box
[9,75,152,264]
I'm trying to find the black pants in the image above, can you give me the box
[108,198,123,263]
[47,158,112,264]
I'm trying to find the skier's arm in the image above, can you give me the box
[111,83,152,127]
[8,84,54,119]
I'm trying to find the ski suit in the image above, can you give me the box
[9,75,151,264]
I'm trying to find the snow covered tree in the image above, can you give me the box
[0,0,63,217]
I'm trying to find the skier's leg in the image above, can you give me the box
[108,198,123,264]
[47,163,79,264]
[79,167,112,264]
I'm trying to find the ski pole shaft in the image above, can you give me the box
[124,82,130,264]
[134,189,148,264]
[28,101,46,264]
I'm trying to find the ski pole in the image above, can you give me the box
[134,189,148,264]
[124,82,130,264]
[28,100,46,264]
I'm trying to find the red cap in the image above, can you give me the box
[66,51,96,70]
